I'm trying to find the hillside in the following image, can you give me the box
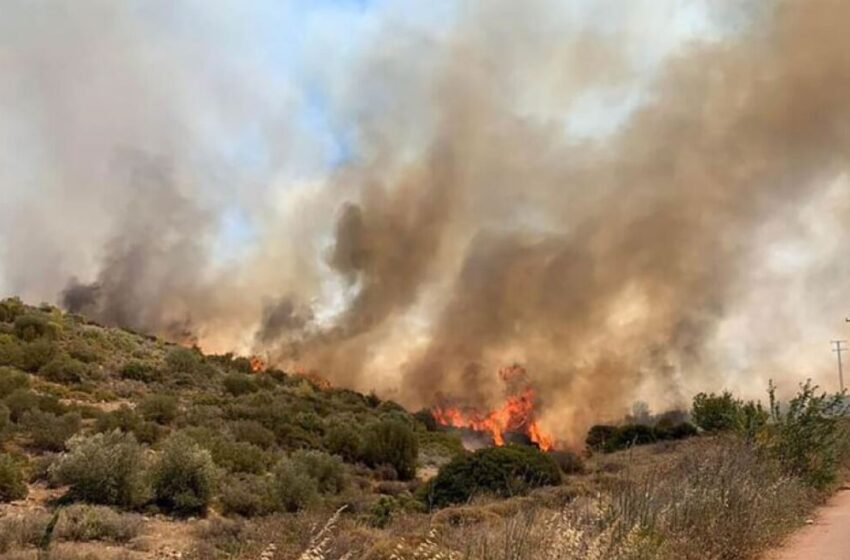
[0,297,847,560]
[0,297,467,558]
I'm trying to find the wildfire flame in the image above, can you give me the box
[249,356,266,372]
[432,366,554,451]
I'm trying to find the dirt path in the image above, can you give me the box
[764,487,850,560]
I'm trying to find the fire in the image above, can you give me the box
[249,356,266,372]
[432,366,554,451]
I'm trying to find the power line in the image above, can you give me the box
[831,340,847,393]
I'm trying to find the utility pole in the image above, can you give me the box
[831,340,847,393]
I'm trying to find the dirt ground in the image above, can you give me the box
[763,486,850,560]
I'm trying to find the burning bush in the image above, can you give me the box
[422,444,561,508]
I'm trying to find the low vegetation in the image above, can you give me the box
[0,296,847,559]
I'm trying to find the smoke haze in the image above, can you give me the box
[3,0,850,442]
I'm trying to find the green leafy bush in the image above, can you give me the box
[290,450,346,494]
[0,453,27,502]
[605,424,657,451]
[50,431,149,508]
[138,394,179,425]
[18,338,57,372]
[0,336,23,368]
[228,420,275,449]
[767,381,849,490]
[39,355,86,384]
[0,367,28,398]
[423,445,561,508]
[219,473,276,517]
[324,421,363,462]
[586,424,618,451]
[362,418,419,480]
[13,314,55,342]
[0,298,23,323]
[20,410,82,451]
[223,373,258,396]
[151,434,216,516]
[5,388,65,422]
[165,347,202,374]
[119,361,158,382]
[692,391,741,432]
[271,457,317,512]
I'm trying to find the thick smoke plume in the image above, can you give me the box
[4,1,850,442]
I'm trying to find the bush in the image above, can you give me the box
[0,335,23,368]
[223,373,258,397]
[0,403,9,438]
[0,454,27,502]
[767,381,849,490]
[95,405,163,445]
[55,504,143,543]
[586,425,618,452]
[660,421,699,440]
[19,338,57,372]
[119,361,158,382]
[605,424,657,452]
[21,410,82,451]
[324,422,363,462]
[219,473,277,517]
[40,355,86,384]
[138,394,178,425]
[4,388,64,421]
[151,434,216,516]
[50,431,148,508]
[0,299,23,323]
[692,391,742,432]
[291,450,346,494]
[165,347,202,374]
[0,367,28,398]
[228,420,275,449]
[271,457,317,512]
[362,418,419,480]
[424,445,561,508]
[13,314,54,342]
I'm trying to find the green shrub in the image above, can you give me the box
[291,450,346,494]
[119,361,158,382]
[767,381,849,490]
[604,424,657,452]
[228,420,275,450]
[271,457,317,512]
[51,431,149,508]
[66,340,102,364]
[219,473,276,517]
[13,314,54,342]
[39,355,86,384]
[0,367,29,398]
[324,422,363,462]
[223,373,258,396]
[95,405,164,444]
[211,440,269,475]
[362,418,419,480]
[20,410,82,451]
[0,454,27,502]
[231,357,254,374]
[138,394,179,425]
[586,425,618,451]
[151,434,216,517]
[692,391,742,432]
[55,504,143,543]
[165,347,202,374]
[423,445,561,508]
[19,338,57,372]
[0,336,23,368]
[0,403,9,438]
[5,388,65,422]
[0,298,23,323]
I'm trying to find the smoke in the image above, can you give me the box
[4,0,850,442]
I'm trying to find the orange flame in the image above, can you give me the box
[249,356,266,372]
[432,366,554,451]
